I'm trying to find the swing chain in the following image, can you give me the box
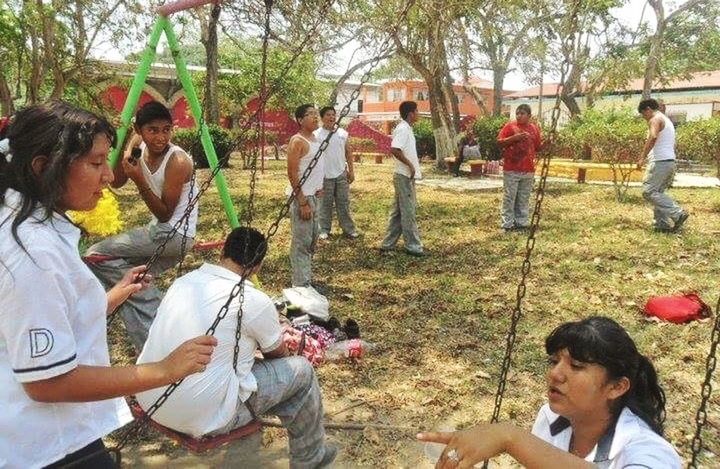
[484,0,580,460]
[98,2,413,463]
[689,295,720,468]
[232,0,274,370]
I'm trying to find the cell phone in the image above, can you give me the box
[129,147,142,164]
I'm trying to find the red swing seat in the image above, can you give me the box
[129,401,262,452]
[82,240,225,265]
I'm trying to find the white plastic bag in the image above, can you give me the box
[281,286,330,321]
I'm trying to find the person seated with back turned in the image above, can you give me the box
[418,316,681,469]
[85,101,198,351]
[136,227,336,469]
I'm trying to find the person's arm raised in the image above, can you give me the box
[127,152,193,223]
[22,335,217,402]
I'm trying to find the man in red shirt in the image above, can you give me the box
[496,104,542,231]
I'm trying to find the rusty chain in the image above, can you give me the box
[689,294,720,468]
[72,2,417,466]
[482,1,580,467]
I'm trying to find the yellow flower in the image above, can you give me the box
[68,189,124,236]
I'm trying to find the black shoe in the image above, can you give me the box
[343,319,360,339]
[672,211,689,232]
[653,225,673,233]
[404,248,429,258]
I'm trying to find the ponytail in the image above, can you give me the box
[625,354,666,435]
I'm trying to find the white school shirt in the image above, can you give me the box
[136,263,282,437]
[391,120,421,179]
[139,142,199,237]
[648,113,676,162]
[0,189,132,469]
[285,134,325,197]
[314,127,349,179]
[531,404,681,469]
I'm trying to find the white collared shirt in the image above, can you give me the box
[531,404,681,468]
[314,127,348,179]
[391,120,421,179]
[136,263,282,437]
[0,189,131,468]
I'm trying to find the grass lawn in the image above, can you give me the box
[105,157,720,467]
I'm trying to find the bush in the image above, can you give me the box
[676,117,720,176]
[174,125,235,168]
[569,109,646,201]
[349,137,376,153]
[472,116,506,161]
[413,118,435,158]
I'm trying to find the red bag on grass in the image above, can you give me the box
[643,292,712,324]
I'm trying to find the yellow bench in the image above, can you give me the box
[540,159,643,183]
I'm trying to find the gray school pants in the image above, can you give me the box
[290,195,319,287]
[319,173,357,235]
[642,160,684,229]
[86,225,193,351]
[381,173,423,253]
[501,171,535,229]
[214,357,328,469]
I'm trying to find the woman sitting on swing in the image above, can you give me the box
[0,102,216,468]
[419,316,681,469]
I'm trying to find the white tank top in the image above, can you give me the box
[140,143,198,237]
[648,113,676,162]
[285,134,325,197]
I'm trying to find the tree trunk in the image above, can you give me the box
[463,85,490,116]
[491,66,507,116]
[0,71,14,116]
[642,2,665,99]
[427,76,455,167]
[202,4,221,124]
[444,68,460,132]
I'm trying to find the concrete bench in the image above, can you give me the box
[444,157,487,176]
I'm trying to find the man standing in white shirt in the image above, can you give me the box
[137,227,336,469]
[286,104,325,287]
[315,106,359,240]
[638,98,688,233]
[380,101,425,256]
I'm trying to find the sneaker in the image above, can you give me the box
[404,248,429,258]
[345,232,360,239]
[318,444,338,468]
[653,225,673,233]
[672,211,689,232]
[318,232,329,240]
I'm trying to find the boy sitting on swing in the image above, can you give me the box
[86,101,197,351]
[136,227,336,469]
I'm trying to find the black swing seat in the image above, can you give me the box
[129,401,262,452]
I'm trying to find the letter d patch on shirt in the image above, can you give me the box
[29,328,54,357]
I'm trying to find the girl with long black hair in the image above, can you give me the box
[419,316,681,468]
[0,102,216,468]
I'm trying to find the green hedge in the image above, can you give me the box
[173,125,235,168]
[472,116,506,161]
[676,117,720,175]
[413,118,436,158]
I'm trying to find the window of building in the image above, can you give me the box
[416,91,426,100]
[390,88,405,101]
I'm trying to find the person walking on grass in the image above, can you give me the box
[638,98,688,233]
[497,104,542,232]
[379,100,426,257]
[315,106,359,240]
